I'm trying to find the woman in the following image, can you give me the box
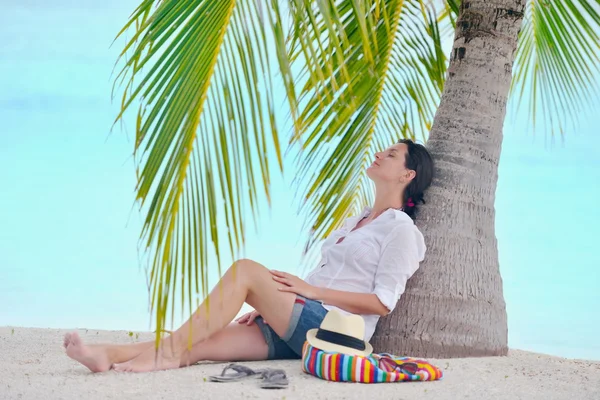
[64,139,433,373]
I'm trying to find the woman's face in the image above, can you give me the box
[366,143,415,185]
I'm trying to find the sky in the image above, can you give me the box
[1,1,599,361]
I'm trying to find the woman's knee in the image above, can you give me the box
[232,258,260,269]
[229,258,266,282]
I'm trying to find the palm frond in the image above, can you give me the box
[288,0,449,252]
[510,0,600,134]
[112,0,293,336]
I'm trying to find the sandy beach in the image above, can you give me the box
[1,326,599,400]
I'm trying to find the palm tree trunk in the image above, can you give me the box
[372,0,525,358]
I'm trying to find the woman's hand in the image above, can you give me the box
[235,310,265,325]
[270,270,322,300]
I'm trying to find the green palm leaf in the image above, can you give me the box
[510,0,600,134]
[112,0,293,337]
[287,0,448,251]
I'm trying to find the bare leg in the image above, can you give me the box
[179,322,268,364]
[63,322,267,373]
[113,259,295,372]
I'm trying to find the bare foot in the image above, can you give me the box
[64,332,111,373]
[113,345,181,373]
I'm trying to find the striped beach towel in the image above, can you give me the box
[301,342,443,383]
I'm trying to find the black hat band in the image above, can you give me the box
[315,328,366,351]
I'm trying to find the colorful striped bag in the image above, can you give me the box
[301,342,444,383]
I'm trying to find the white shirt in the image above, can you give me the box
[304,206,426,341]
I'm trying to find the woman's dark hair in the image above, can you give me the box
[398,139,434,220]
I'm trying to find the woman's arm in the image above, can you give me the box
[270,271,389,316]
[316,287,389,316]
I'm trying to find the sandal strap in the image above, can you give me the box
[221,363,259,376]
[261,369,287,380]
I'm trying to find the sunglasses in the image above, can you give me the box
[377,357,419,375]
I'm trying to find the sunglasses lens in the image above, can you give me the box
[398,362,419,375]
[377,358,419,375]
[378,357,396,372]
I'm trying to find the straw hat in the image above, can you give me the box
[306,310,373,357]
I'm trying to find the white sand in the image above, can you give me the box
[1,327,599,400]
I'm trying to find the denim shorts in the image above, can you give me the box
[255,296,328,359]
